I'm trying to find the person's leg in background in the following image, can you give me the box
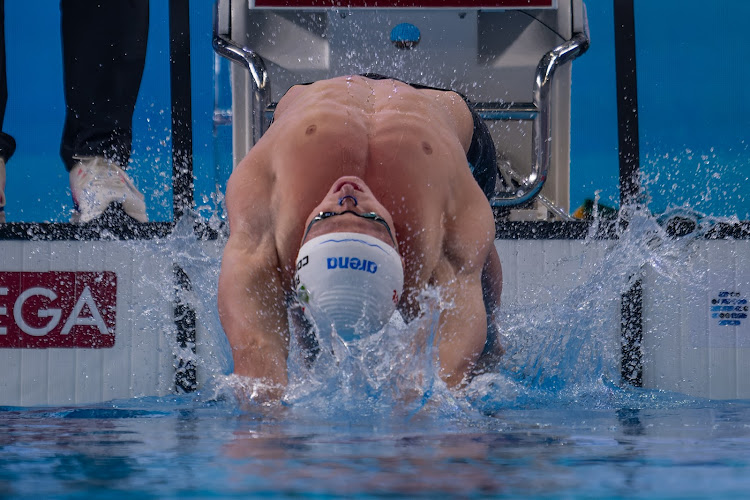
[0,0,17,223]
[60,0,149,223]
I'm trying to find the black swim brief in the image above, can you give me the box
[286,74,499,201]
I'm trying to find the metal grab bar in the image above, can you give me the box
[490,15,590,207]
[212,0,271,147]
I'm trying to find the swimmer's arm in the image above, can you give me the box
[438,188,500,385]
[437,272,489,388]
[481,246,504,355]
[482,246,503,314]
[218,233,290,398]
[470,247,505,374]
[218,153,289,400]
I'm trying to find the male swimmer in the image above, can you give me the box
[218,75,503,400]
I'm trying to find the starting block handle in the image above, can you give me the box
[213,0,271,147]
[491,0,589,207]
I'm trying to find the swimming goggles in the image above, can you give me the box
[302,210,397,246]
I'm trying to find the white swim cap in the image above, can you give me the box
[294,232,404,342]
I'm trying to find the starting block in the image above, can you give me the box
[213,0,589,218]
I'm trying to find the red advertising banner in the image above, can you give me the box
[252,0,555,8]
[0,272,116,348]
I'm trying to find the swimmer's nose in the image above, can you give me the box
[335,182,361,206]
[331,178,365,207]
[339,184,359,207]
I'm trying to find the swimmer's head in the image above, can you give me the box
[295,231,404,342]
[295,177,404,341]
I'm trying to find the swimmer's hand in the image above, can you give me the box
[227,374,285,406]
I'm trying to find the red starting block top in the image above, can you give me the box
[251,0,556,8]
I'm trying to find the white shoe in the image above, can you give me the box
[0,157,6,223]
[69,156,148,223]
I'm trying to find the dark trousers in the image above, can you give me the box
[0,0,15,162]
[0,0,149,170]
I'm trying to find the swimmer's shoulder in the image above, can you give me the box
[227,141,276,220]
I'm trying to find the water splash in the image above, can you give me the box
[153,204,734,417]
[282,288,450,418]
[466,204,735,412]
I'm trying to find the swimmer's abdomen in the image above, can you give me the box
[272,106,370,178]
[368,109,467,174]
[272,105,465,174]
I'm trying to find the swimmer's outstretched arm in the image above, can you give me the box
[482,246,503,315]
[218,233,289,398]
[218,157,289,402]
[435,271,489,387]
[437,185,501,386]
[468,247,505,376]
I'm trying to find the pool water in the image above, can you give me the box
[2,394,749,498]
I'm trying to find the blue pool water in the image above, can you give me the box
[2,397,750,499]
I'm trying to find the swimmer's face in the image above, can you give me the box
[302,176,399,250]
